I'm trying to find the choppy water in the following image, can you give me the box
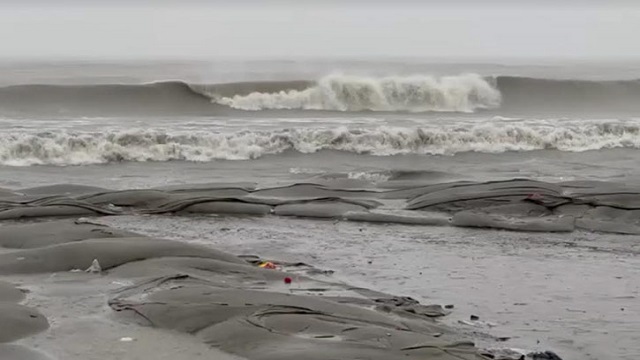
[0,60,639,177]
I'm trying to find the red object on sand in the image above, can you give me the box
[284,277,292,284]
[527,193,542,200]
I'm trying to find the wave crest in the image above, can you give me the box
[214,74,502,113]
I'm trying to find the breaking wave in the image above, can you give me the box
[2,74,640,116]
[1,121,639,166]
[212,74,501,113]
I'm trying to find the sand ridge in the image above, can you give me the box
[1,179,639,234]
[0,179,612,359]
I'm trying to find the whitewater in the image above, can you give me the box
[212,74,502,112]
[1,119,639,166]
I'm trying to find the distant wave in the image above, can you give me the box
[1,121,639,166]
[494,76,640,113]
[0,81,223,117]
[2,74,640,116]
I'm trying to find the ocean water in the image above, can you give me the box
[1,59,640,186]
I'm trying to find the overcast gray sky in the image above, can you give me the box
[1,1,639,60]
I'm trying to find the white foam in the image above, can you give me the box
[0,121,638,166]
[289,167,326,175]
[347,171,391,183]
[215,74,502,113]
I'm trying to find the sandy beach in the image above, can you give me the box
[1,178,639,359]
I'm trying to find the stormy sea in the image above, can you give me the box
[1,59,639,360]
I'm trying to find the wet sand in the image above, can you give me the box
[0,218,479,360]
[2,178,639,359]
[105,215,638,360]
